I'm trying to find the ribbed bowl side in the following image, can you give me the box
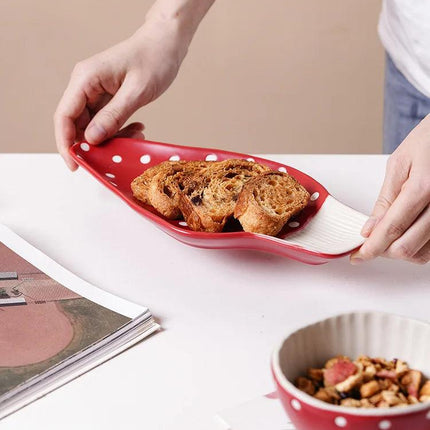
[279,312,430,383]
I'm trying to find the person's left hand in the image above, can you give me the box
[350,114,430,265]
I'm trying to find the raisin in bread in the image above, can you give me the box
[234,172,310,236]
[179,159,271,232]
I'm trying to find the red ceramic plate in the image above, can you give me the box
[70,138,367,265]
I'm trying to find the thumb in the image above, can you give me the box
[84,84,139,145]
[361,156,407,237]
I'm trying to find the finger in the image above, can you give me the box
[383,205,430,261]
[351,179,429,262]
[114,122,146,139]
[74,108,92,143]
[410,239,430,265]
[361,156,409,237]
[54,85,88,171]
[84,82,140,145]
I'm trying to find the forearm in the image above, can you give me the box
[135,0,215,61]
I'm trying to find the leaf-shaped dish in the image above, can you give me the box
[70,138,368,265]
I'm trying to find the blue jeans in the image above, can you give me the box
[384,54,430,154]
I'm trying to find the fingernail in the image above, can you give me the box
[350,257,364,265]
[361,217,377,237]
[85,123,107,144]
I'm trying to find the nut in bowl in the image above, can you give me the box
[271,312,430,430]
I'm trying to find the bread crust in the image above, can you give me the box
[234,172,310,236]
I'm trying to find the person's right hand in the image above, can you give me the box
[54,21,188,171]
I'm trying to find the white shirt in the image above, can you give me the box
[379,0,430,98]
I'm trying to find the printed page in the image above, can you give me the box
[0,223,152,401]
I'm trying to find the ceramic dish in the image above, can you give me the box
[271,311,430,430]
[70,138,368,264]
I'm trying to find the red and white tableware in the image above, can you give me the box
[70,138,368,264]
[271,311,430,430]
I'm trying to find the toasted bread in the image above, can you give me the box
[234,172,310,236]
[131,161,185,205]
[179,159,271,232]
[147,161,208,219]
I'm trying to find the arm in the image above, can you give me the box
[351,114,430,265]
[54,0,215,170]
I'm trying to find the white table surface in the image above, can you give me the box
[1,153,429,430]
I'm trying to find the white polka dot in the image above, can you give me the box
[105,173,115,179]
[288,221,300,228]
[290,399,301,411]
[169,155,180,161]
[140,154,151,164]
[379,421,391,430]
[334,417,347,427]
[112,155,122,163]
[80,143,90,152]
[109,182,118,187]
[76,155,83,160]
[246,157,255,162]
[427,410,430,419]
[278,166,287,173]
[310,192,320,201]
[206,154,218,161]
[179,221,188,227]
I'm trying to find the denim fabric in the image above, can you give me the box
[384,54,430,154]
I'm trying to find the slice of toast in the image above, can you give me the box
[147,161,209,219]
[234,172,310,236]
[179,159,271,232]
[131,161,185,205]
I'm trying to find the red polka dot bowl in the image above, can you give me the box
[271,311,430,430]
[70,138,368,265]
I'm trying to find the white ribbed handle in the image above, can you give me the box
[282,196,368,254]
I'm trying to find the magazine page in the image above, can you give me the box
[0,223,156,413]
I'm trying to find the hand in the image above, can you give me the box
[54,21,188,170]
[351,114,430,265]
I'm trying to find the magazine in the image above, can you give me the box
[0,224,159,419]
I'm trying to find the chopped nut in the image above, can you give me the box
[408,395,419,404]
[398,392,408,403]
[360,380,380,398]
[388,383,399,393]
[296,377,316,396]
[376,400,390,408]
[357,354,372,363]
[420,380,430,397]
[314,387,340,404]
[372,357,390,367]
[307,368,323,383]
[401,370,422,398]
[369,393,382,404]
[395,360,409,376]
[296,355,428,409]
[381,390,402,406]
[363,364,377,381]
[360,398,375,408]
[340,398,361,408]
